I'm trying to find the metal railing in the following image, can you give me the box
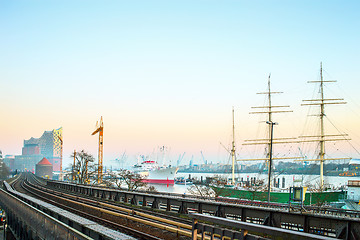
[47,177,360,218]
[190,213,337,240]
[44,177,360,239]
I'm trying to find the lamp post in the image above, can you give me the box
[266,121,277,203]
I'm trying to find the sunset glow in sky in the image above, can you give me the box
[1,1,360,167]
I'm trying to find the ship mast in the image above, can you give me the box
[267,75,273,155]
[231,107,236,185]
[319,63,326,190]
[300,62,349,190]
[240,74,296,197]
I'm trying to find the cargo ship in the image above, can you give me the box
[133,155,178,184]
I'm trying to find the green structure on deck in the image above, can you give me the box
[213,187,345,205]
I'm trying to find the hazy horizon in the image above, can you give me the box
[1,1,360,168]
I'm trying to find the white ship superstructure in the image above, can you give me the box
[133,155,178,184]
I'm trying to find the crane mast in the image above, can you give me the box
[92,116,104,184]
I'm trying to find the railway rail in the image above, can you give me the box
[46,177,360,219]
[44,174,360,239]
[13,173,193,240]
[5,173,360,239]
[2,177,135,240]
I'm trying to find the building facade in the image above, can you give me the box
[23,127,62,171]
[3,155,15,171]
[14,154,43,172]
[35,157,53,179]
[22,144,40,155]
[348,180,360,202]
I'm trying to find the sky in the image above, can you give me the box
[1,1,360,168]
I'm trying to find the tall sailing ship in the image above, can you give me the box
[216,64,351,205]
[297,62,350,190]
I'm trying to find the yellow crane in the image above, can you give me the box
[92,116,104,183]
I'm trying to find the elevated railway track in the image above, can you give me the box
[22,177,192,239]
[45,174,360,239]
[1,175,136,240]
[8,174,185,240]
[1,173,360,239]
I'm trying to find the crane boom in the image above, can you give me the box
[92,116,104,183]
[200,151,207,165]
[176,152,186,166]
[92,128,101,135]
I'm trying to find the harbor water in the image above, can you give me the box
[148,172,360,195]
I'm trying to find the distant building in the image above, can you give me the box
[349,159,360,172]
[14,154,42,173]
[35,157,53,179]
[24,127,62,171]
[348,180,360,202]
[3,127,63,173]
[3,155,15,171]
[11,143,43,172]
[22,144,40,155]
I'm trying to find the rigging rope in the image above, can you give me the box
[325,115,360,157]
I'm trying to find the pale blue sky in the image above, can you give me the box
[1,1,360,167]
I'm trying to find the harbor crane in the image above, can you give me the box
[92,116,104,183]
[176,152,186,166]
[116,151,127,169]
[200,151,207,165]
[189,155,194,167]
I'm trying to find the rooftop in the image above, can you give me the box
[37,157,52,166]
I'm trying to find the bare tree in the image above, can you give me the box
[102,171,121,188]
[63,164,75,182]
[188,184,216,198]
[188,175,231,198]
[103,169,148,191]
[243,179,267,201]
[0,160,10,180]
[308,184,330,207]
[70,150,97,184]
[145,185,158,193]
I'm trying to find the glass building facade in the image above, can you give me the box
[23,127,62,171]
